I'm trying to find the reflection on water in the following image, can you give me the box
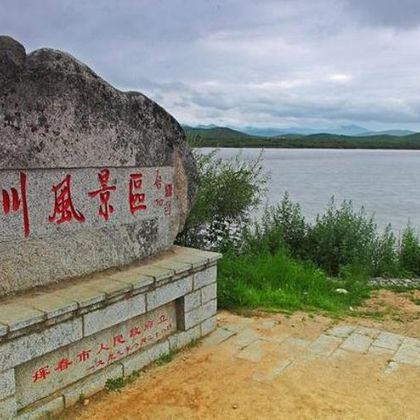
[198,148,420,235]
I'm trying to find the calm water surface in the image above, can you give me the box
[199,148,420,234]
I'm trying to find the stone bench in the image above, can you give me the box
[0,246,221,419]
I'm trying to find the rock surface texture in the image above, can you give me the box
[0,36,198,296]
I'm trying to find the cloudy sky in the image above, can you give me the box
[2,0,420,130]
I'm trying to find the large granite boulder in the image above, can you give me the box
[0,36,198,297]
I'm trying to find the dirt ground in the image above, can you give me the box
[63,290,420,420]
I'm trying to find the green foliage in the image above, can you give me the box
[305,200,377,276]
[105,376,126,392]
[176,149,266,251]
[218,249,369,314]
[370,225,400,277]
[104,370,141,392]
[154,351,175,366]
[399,226,420,276]
[246,194,411,279]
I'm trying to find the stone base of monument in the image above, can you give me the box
[0,246,221,419]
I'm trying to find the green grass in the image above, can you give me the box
[154,351,175,366]
[218,250,370,316]
[104,370,141,392]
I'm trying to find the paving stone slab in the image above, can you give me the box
[202,327,235,346]
[404,337,420,348]
[326,325,355,338]
[252,359,293,383]
[355,326,381,339]
[236,340,265,363]
[393,344,420,366]
[340,333,373,354]
[223,319,253,334]
[262,333,290,345]
[309,334,342,357]
[368,345,395,356]
[283,337,311,348]
[331,348,352,359]
[233,328,261,348]
[373,332,404,351]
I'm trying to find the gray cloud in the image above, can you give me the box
[1,0,420,130]
[344,0,420,29]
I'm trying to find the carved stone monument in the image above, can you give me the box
[0,36,220,419]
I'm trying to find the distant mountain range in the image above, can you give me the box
[183,125,420,149]
[183,124,415,138]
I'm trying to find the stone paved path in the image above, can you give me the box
[203,319,420,381]
[65,310,420,419]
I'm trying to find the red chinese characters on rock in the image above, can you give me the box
[154,169,162,190]
[55,358,72,372]
[30,312,173,382]
[113,334,126,346]
[1,172,30,237]
[129,326,142,338]
[49,175,85,224]
[164,200,172,216]
[128,173,147,214]
[32,366,50,383]
[164,183,173,198]
[153,181,173,217]
[77,349,91,362]
[88,169,116,221]
[8,167,173,240]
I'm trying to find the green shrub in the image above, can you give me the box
[399,226,420,276]
[176,149,266,252]
[370,225,400,277]
[305,199,377,276]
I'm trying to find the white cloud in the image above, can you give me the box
[2,0,420,130]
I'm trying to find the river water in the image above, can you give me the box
[198,148,420,235]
